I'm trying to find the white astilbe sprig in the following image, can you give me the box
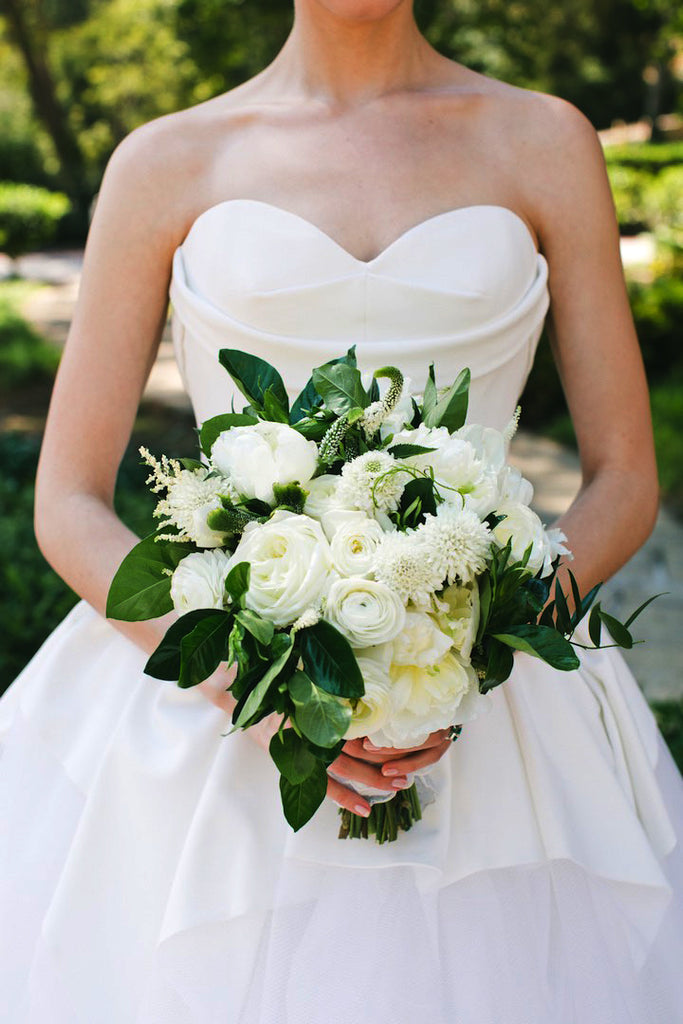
[419,505,492,585]
[502,405,522,445]
[373,531,445,607]
[360,366,404,436]
[139,446,234,545]
[291,608,321,634]
[336,450,407,514]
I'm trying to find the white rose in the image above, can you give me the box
[321,510,386,578]
[433,581,480,662]
[390,610,453,667]
[344,652,396,740]
[324,577,406,646]
[211,422,318,504]
[226,510,333,627]
[492,500,551,575]
[496,464,534,507]
[170,549,232,614]
[303,474,341,519]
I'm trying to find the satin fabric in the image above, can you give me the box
[1,200,682,1022]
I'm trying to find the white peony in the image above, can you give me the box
[227,510,334,626]
[324,577,406,647]
[210,422,318,505]
[170,549,232,614]
[391,610,453,667]
[303,474,341,520]
[496,464,534,507]
[343,651,397,740]
[433,581,480,661]
[492,500,554,576]
[375,651,483,748]
[321,510,386,578]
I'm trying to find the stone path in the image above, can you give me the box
[4,247,682,700]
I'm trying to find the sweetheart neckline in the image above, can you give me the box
[178,198,541,265]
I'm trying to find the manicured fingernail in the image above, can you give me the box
[391,778,409,789]
[382,766,400,776]
[354,803,371,816]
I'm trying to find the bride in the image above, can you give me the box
[1,0,682,1019]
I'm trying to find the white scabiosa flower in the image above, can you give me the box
[211,422,318,505]
[170,549,232,614]
[373,531,445,607]
[336,450,407,515]
[321,510,386,578]
[324,577,406,647]
[420,505,492,586]
[140,447,233,547]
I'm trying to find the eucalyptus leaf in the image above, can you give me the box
[106,534,194,621]
[279,762,329,831]
[299,622,364,698]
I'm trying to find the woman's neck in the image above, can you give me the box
[263,0,441,109]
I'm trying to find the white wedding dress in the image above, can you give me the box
[1,199,682,1023]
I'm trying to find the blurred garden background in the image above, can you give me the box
[1,0,682,766]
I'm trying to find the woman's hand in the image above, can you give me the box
[326,729,453,816]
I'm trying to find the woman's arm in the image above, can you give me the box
[521,95,659,606]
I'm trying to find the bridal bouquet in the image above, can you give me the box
[107,347,657,842]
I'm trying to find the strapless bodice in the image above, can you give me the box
[169,199,550,431]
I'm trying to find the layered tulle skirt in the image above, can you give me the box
[1,599,682,1022]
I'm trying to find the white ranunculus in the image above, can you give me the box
[227,510,334,627]
[303,474,341,520]
[344,652,397,740]
[210,422,318,505]
[391,610,453,667]
[321,510,386,578]
[492,500,551,575]
[433,581,480,662]
[324,577,406,647]
[170,549,232,614]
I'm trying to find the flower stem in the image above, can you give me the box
[337,784,422,843]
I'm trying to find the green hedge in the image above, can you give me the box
[0,182,71,262]
[0,295,61,389]
[603,141,683,169]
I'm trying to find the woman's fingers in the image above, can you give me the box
[344,729,452,763]
[331,751,409,791]
[380,737,452,776]
[326,775,372,817]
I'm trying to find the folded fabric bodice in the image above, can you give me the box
[169,199,550,430]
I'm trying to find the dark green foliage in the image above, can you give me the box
[0,296,61,387]
[0,183,71,261]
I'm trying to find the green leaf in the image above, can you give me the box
[232,637,293,729]
[106,534,195,621]
[269,729,317,784]
[199,412,259,457]
[567,568,583,628]
[236,608,275,646]
[179,457,205,472]
[475,572,492,644]
[481,638,514,693]
[290,347,357,422]
[596,610,633,650]
[588,602,603,647]
[289,670,353,747]
[387,443,438,458]
[144,609,221,680]
[299,621,364,698]
[311,363,370,416]
[178,611,231,688]
[279,762,329,831]
[262,385,290,423]
[422,363,437,419]
[554,577,572,634]
[218,348,289,416]
[423,367,470,431]
[492,625,580,670]
[395,476,437,526]
[225,561,250,608]
[623,592,667,630]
